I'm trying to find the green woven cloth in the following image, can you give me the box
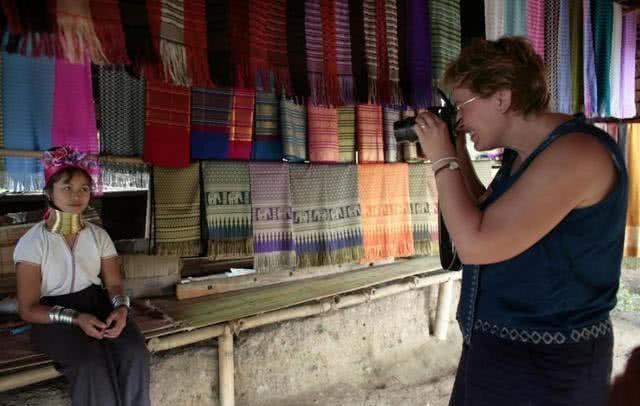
[337,106,356,163]
[570,0,583,113]
[289,164,364,267]
[430,0,460,87]
[280,95,307,162]
[153,164,202,257]
[201,161,253,260]
[408,163,439,256]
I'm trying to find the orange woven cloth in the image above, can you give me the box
[307,104,339,162]
[356,103,384,162]
[358,163,414,260]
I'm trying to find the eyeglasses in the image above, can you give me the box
[454,96,479,112]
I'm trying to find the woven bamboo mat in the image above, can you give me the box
[152,256,442,329]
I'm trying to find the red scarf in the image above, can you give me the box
[90,0,130,64]
[266,0,291,94]
[321,0,340,105]
[184,0,212,87]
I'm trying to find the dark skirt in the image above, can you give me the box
[31,285,150,406]
[449,331,613,406]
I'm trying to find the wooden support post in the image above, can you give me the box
[434,277,454,340]
[218,325,235,406]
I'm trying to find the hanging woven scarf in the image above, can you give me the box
[118,0,159,71]
[201,161,253,260]
[95,66,145,156]
[484,0,504,41]
[625,124,640,258]
[56,0,107,64]
[290,164,364,267]
[504,0,526,36]
[153,164,201,257]
[385,0,402,105]
[305,0,326,104]
[408,163,439,256]
[335,0,354,104]
[558,0,573,114]
[190,87,232,159]
[228,88,255,160]
[383,106,399,163]
[154,0,189,86]
[308,104,339,163]
[252,91,283,161]
[375,0,390,104]
[280,95,307,162]
[89,0,130,64]
[349,0,369,103]
[621,11,637,119]
[248,0,269,89]
[430,0,461,87]
[250,162,296,272]
[527,0,545,59]
[144,80,191,168]
[609,3,623,118]
[337,105,356,163]
[51,60,98,154]
[322,0,340,105]
[1,0,57,57]
[287,0,310,98]
[266,0,291,94]
[406,0,432,109]
[583,0,598,117]
[206,0,232,86]
[184,0,212,87]
[363,0,378,102]
[2,53,52,192]
[460,0,485,49]
[592,0,613,117]
[544,0,560,112]
[99,160,149,191]
[356,104,384,163]
[570,0,584,114]
[358,163,414,260]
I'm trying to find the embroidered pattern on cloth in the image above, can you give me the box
[408,163,439,256]
[250,162,296,272]
[308,104,339,163]
[289,164,364,267]
[252,91,283,161]
[356,104,384,163]
[473,318,613,345]
[337,105,356,163]
[358,163,414,260]
[280,96,307,162]
[144,80,191,168]
[202,161,253,260]
[153,163,201,256]
[95,66,145,156]
[190,87,232,159]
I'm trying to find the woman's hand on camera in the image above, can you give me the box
[414,110,456,162]
[75,313,107,339]
[104,307,128,339]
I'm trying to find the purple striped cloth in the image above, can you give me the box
[250,162,296,272]
[406,0,432,108]
[583,0,598,117]
[527,0,545,59]
[620,11,637,118]
[335,0,355,104]
[305,0,326,105]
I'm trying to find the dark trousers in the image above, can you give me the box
[449,332,613,406]
[31,285,150,406]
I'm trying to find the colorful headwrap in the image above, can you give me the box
[43,145,99,188]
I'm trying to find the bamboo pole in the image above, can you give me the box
[0,148,145,165]
[218,325,235,406]
[0,365,60,392]
[434,277,455,340]
[147,325,226,352]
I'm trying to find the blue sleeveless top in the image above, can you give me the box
[457,115,628,345]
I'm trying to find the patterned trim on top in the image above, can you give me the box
[473,318,612,345]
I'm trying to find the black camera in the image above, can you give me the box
[393,89,457,145]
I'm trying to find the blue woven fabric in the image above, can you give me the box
[504,0,527,36]
[592,0,613,116]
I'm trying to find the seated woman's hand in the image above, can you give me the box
[75,313,107,339]
[104,307,128,339]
